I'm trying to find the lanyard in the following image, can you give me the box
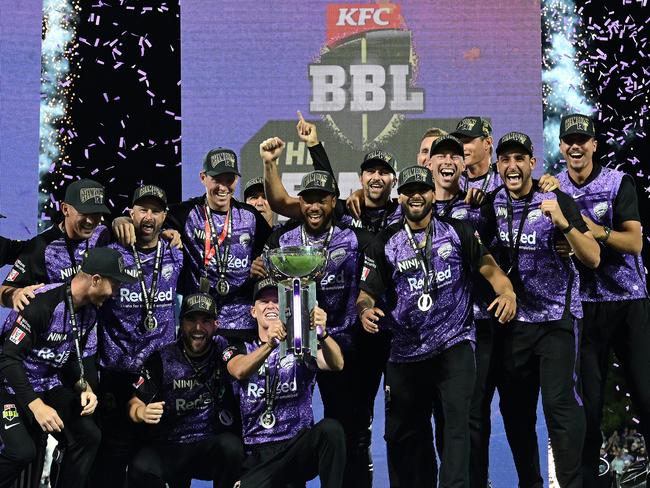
[300,225,334,265]
[358,203,395,233]
[64,285,88,392]
[181,344,219,404]
[505,189,535,275]
[263,354,280,413]
[463,164,494,195]
[203,203,232,279]
[403,218,436,297]
[63,235,88,282]
[435,193,462,218]
[132,242,163,330]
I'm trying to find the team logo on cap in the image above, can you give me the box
[457,118,477,131]
[401,166,427,183]
[187,294,214,310]
[309,4,424,149]
[79,188,104,204]
[303,172,331,188]
[136,185,165,200]
[564,115,591,132]
[118,256,126,274]
[210,151,236,168]
[365,150,392,163]
[481,120,492,137]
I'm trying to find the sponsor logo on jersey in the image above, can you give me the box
[9,327,26,345]
[46,332,66,342]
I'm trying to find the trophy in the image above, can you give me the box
[263,245,327,361]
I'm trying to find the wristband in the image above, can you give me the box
[597,226,612,243]
[561,223,573,234]
[317,330,330,342]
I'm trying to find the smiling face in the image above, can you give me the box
[360,164,394,205]
[458,135,492,168]
[299,190,336,233]
[560,133,597,175]
[250,287,280,334]
[497,149,536,197]
[130,198,166,247]
[428,150,464,193]
[398,183,434,223]
[62,203,103,240]
[181,312,218,356]
[200,172,238,211]
[245,189,273,226]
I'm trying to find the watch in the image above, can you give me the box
[596,226,612,243]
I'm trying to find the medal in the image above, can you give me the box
[144,314,158,331]
[418,293,433,312]
[219,409,234,426]
[199,276,210,293]
[260,410,276,429]
[74,378,88,394]
[216,278,230,296]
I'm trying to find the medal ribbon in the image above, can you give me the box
[263,352,281,415]
[65,284,88,389]
[435,193,462,218]
[182,344,219,402]
[132,241,163,325]
[462,163,494,195]
[300,225,334,268]
[203,203,232,280]
[505,189,535,275]
[63,233,89,282]
[404,218,436,298]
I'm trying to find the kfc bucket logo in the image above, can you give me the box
[309,3,424,149]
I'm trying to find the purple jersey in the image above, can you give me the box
[360,217,485,362]
[482,184,587,322]
[265,222,372,351]
[166,197,271,335]
[98,241,183,373]
[3,224,110,286]
[435,193,493,320]
[557,167,647,302]
[224,341,317,446]
[460,164,502,195]
[0,283,97,403]
[134,337,238,444]
[338,201,402,233]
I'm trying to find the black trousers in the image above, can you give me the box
[318,341,383,488]
[129,432,244,488]
[238,418,346,488]
[580,299,650,488]
[90,369,140,488]
[0,387,101,488]
[384,341,475,488]
[499,318,585,488]
[469,318,502,488]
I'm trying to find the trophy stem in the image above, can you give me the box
[292,278,302,353]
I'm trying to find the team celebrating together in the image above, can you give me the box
[0,111,647,488]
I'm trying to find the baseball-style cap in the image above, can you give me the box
[496,132,534,157]
[297,171,337,196]
[64,179,110,215]
[243,177,265,200]
[132,184,167,207]
[451,116,493,139]
[202,148,240,177]
[397,166,435,193]
[81,248,137,283]
[360,150,397,174]
[253,277,277,300]
[180,293,218,319]
[429,135,465,158]
[559,113,595,139]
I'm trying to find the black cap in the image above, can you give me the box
[132,185,167,207]
[429,135,465,158]
[360,150,397,174]
[180,293,217,319]
[559,113,595,139]
[243,177,265,200]
[496,132,534,157]
[297,171,337,196]
[80,248,137,283]
[64,179,110,215]
[202,148,240,176]
[451,116,492,139]
[253,278,277,300]
[397,166,435,193]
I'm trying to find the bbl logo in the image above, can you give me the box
[309,3,424,149]
[2,404,18,421]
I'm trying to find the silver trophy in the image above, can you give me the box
[264,246,327,361]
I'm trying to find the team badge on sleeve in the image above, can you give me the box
[222,346,237,363]
[2,404,18,421]
[133,376,145,390]
[9,327,26,345]
[361,266,371,281]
